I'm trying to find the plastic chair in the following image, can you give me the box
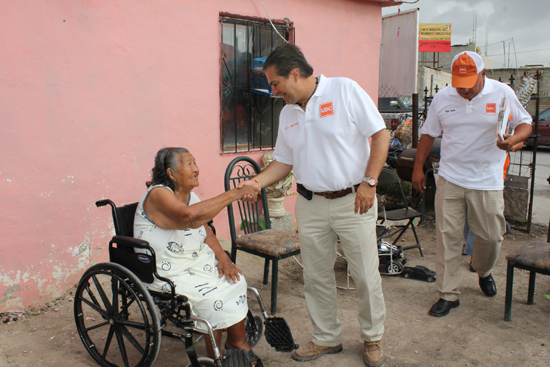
[225,156,301,314]
[377,168,424,257]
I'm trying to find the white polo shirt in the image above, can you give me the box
[273,75,386,192]
[422,78,532,190]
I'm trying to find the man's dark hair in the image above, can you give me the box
[146,147,189,190]
[263,44,313,78]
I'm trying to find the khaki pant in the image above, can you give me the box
[435,177,505,302]
[295,193,385,345]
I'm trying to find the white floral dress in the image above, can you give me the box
[134,185,248,331]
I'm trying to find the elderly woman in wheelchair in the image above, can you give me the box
[133,147,261,365]
[75,147,301,367]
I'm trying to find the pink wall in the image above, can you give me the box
[0,0,383,311]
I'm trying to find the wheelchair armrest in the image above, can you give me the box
[111,235,151,249]
[207,220,216,235]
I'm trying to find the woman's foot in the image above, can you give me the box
[224,346,262,366]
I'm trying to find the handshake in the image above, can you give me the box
[236,179,262,202]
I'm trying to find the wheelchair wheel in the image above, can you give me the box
[244,314,263,348]
[74,263,162,367]
[185,357,217,367]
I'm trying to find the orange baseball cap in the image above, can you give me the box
[451,51,485,88]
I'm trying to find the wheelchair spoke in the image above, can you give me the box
[114,328,130,367]
[80,293,110,319]
[117,319,149,332]
[92,275,114,314]
[101,325,116,359]
[111,276,119,315]
[116,323,147,356]
[117,294,137,318]
[83,320,110,332]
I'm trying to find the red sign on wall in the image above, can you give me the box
[419,40,451,52]
[419,24,451,53]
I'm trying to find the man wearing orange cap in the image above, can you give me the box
[412,51,532,317]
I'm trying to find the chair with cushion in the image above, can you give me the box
[225,156,301,314]
[504,241,550,321]
[377,167,424,257]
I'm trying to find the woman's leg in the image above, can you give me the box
[204,330,223,360]
[224,319,249,350]
[225,319,262,365]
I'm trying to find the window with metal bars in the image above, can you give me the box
[220,15,294,153]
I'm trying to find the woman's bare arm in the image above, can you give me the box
[144,185,257,230]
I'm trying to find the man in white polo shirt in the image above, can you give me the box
[241,44,390,367]
[412,51,532,317]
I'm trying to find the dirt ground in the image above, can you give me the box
[1,218,550,367]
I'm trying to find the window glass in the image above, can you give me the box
[538,108,550,122]
[220,18,292,152]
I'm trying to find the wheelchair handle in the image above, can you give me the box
[95,199,120,234]
[96,199,113,207]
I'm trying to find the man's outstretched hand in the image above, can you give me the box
[239,179,261,201]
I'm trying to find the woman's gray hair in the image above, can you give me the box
[146,147,189,190]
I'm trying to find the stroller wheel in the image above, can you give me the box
[386,262,404,275]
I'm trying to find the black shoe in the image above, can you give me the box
[479,274,497,297]
[429,298,460,317]
[469,260,475,273]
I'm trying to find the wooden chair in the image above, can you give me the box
[224,156,300,314]
[377,168,424,257]
[504,241,550,321]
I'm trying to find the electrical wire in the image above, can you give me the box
[488,47,550,57]
[260,0,288,43]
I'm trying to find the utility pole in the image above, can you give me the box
[471,13,477,45]
[485,27,488,56]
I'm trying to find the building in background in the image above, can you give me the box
[0,0,401,312]
[380,8,420,98]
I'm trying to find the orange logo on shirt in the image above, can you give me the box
[486,103,496,113]
[320,102,334,118]
[285,122,299,130]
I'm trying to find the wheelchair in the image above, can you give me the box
[73,199,298,367]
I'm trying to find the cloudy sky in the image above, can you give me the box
[382,0,550,68]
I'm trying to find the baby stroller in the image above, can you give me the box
[73,199,298,367]
[376,207,407,275]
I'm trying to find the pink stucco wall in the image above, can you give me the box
[0,0,383,311]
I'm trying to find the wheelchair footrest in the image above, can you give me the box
[264,317,299,352]
[222,349,252,367]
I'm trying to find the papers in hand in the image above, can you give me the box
[497,97,511,141]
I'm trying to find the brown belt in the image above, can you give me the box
[314,184,361,199]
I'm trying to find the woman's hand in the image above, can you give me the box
[239,179,261,202]
[217,258,243,284]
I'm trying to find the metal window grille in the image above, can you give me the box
[220,17,294,153]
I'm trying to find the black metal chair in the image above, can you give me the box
[74,199,297,367]
[225,156,300,314]
[377,168,424,257]
[504,241,550,321]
